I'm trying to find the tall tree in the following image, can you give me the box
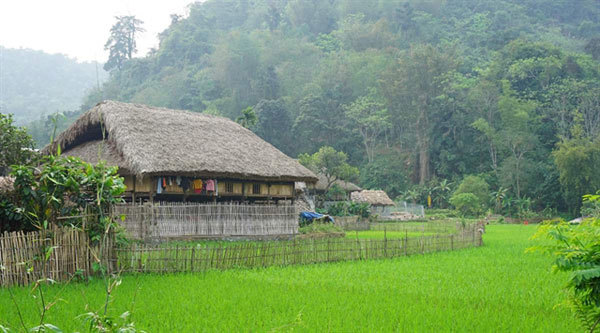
[344,89,390,163]
[104,16,145,71]
[380,44,458,184]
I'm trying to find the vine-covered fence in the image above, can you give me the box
[0,222,483,287]
[112,203,298,240]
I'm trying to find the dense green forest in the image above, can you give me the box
[42,0,600,214]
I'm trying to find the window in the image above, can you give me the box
[252,184,261,194]
[225,183,234,193]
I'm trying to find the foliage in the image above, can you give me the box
[299,146,359,195]
[23,0,600,215]
[529,194,600,332]
[298,222,343,235]
[449,193,482,217]
[3,154,126,239]
[553,137,600,215]
[359,149,409,200]
[104,16,145,72]
[0,113,36,175]
[452,175,490,211]
[235,106,258,129]
[325,201,370,218]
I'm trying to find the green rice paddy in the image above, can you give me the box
[0,225,578,332]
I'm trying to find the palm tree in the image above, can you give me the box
[490,187,508,214]
[433,179,453,208]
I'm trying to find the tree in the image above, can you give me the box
[359,149,409,199]
[553,138,600,215]
[451,175,490,215]
[104,16,145,71]
[344,89,391,163]
[254,99,292,153]
[236,106,257,129]
[584,37,600,60]
[298,146,359,194]
[380,44,458,184]
[0,113,35,175]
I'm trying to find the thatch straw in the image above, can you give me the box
[0,176,15,194]
[43,101,317,182]
[351,190,395,206]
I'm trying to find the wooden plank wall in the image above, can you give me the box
[112,202,299,240]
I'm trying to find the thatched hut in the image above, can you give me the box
[351,190,395,214]
[44,100,317,203]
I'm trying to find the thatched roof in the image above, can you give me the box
[44,101,317,182]
[351,190,395,206]
[0,176,14,194]
[313,174,361,192]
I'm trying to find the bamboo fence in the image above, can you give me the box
[116,224,483,274]
[1,222,484,287]
[112,202,298,240]
[0,228,115,287]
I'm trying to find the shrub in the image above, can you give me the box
[450,193,481,217]
[530,194,600,332]
[299,222,343,234]
[5,154,126,240]
[454,175,490,207]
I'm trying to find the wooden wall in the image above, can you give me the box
[122,175,294,199]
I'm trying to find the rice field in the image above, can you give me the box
[0,225,578,332]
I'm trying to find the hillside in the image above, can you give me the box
[0,47,107,124]
[83,0,600,213]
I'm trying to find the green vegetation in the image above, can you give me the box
[10,0,599,215]
[299,222,343,235]
[0,225,577,331]
[0,113,34,176]
[530,194,600,332]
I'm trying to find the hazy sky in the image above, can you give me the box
[0,0,195,63]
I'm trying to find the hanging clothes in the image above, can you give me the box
[157,177,163,194]
[193,179,203,194]
[206,179,215,192]
[215,179,218,196]
[181,177,191,192]
[162,177,167,188]
[176,176,182,186]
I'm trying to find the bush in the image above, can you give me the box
[299,222,343,234]
[454,175,490,208]
[450,193,481,217]
[4,154,126,240]
[324,201,371,218]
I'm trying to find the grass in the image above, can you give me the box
[0,225,578,332]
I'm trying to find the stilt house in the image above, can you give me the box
[44,101,317,203]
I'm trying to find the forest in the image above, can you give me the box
[28,0,600,216]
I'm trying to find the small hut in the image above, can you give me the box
[351,190,395,215]
[43,100,317,203]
